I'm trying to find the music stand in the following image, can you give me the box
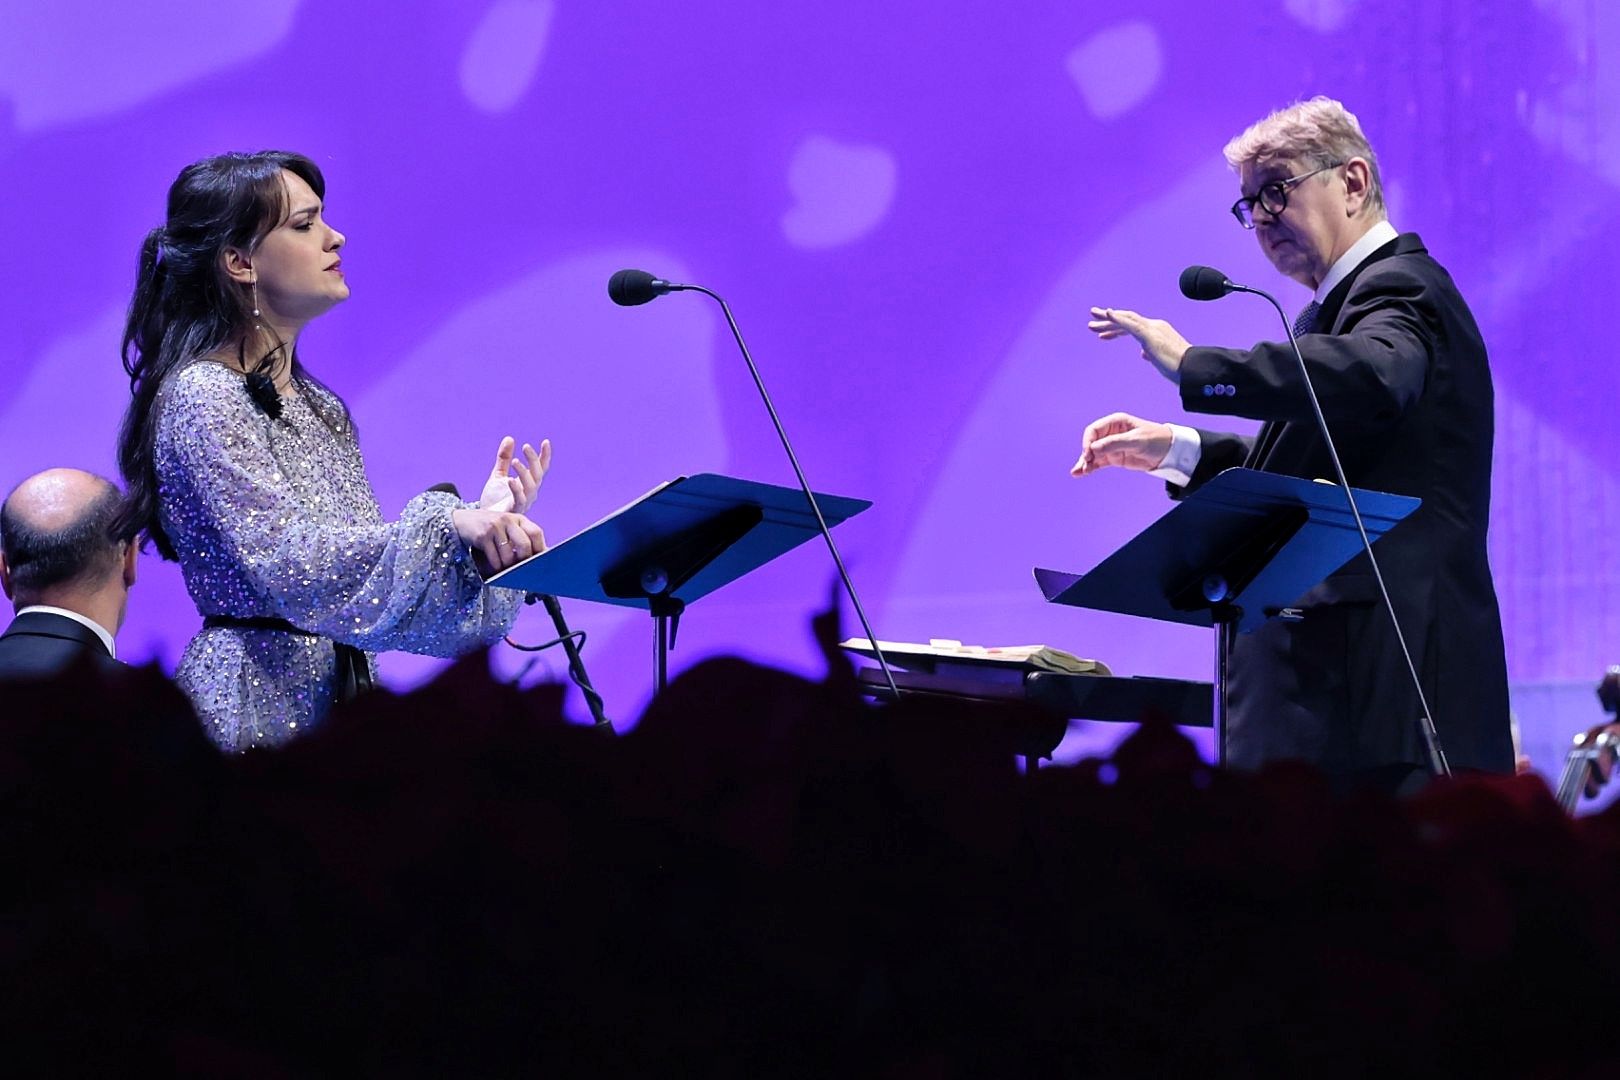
[488,473,871,694]
[1034,468,1419,765]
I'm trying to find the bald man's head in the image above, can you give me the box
[0,469,126,601]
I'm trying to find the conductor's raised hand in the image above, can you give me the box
[1088,306,1191,384]
[477,436,552,515]
[452,507,546,575]
[1072,412,1173,476]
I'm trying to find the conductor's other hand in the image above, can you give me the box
[1088,306,1190,384]
[478,437,552,515]
[452,507,546,575]
[1073,412,1173,477]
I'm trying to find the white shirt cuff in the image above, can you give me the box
[1148,424,1201,488]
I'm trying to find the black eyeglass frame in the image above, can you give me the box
[1230,161,1345,229]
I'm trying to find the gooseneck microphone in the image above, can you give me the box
[608,269,688,306]
[1178,264,1237,302]
[606,268,902,702]
[1179,264,1450,778]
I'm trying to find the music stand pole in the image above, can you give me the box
[1214,612,1236,768]
[649,596,685,696]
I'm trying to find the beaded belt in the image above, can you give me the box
[201,615,374,703]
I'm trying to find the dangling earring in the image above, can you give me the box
[251,280,262,329]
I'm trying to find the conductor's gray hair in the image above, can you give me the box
[1223,96,1386,217]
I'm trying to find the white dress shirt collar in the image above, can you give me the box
[15,604,117,659]
[1314,219,1399,303]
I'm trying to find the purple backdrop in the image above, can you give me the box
[2,1,1615,766]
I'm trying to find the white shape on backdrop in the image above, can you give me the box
[0,1,300,131]
[1282,0,1360,33]
[780,135,898,249]
[459,0,556,113]
[1064,21,1163,120]
[355,248,731,692]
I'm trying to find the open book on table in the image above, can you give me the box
[839,638,1111,678]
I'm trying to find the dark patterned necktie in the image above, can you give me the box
[1291,300,1321,339]
[1248,301,1322,470]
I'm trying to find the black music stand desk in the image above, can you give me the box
[488,473,871,693]
[851,664,1212,770]
[1034,468,1418,765]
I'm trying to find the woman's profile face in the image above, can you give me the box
[249,169,348,326]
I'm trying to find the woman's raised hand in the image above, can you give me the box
[477,436,552,515]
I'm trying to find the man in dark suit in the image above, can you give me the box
[0,468,136,680]
[1073,97,1512,792]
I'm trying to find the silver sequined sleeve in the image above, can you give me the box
[155,361,522,746]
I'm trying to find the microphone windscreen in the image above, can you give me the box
[608,268,661,306]
[1179,265,1232,301]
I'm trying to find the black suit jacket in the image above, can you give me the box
[0,610,122,683]
[1175,232,1512,774]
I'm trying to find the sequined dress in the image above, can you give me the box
[154,361,521,750]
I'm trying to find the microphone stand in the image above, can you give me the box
[431,480,614,731]
[1226,283,1450,778]
[523,592,613,732]
[677,283,903,702]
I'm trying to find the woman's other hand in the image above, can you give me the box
[452,507,546,574]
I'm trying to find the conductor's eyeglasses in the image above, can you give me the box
[1231,162,1344,229]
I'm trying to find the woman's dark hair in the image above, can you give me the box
[115,151,351,559]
